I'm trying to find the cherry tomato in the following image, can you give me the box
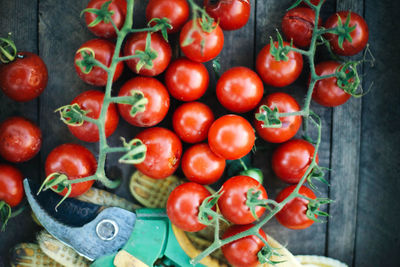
[172,102,214,143]
[282,7,321,47]
[256,41,303,87]
[0,164,24,207]
[45,144,97,197]
[166,182,211,232]
[118,77,170,127]
[0,52,48,102]
[84,0,127,38]
[180,19,224,63]
[221,224,267,267]
[123,32,171,76]
[254,92,302,143]
[275,185,316,230]
[325,11,369,56]
[208,115,255,160]
[0,117,41,163]
[165,58,209,101]
[272,139,318,183]
[218,175,267,224]
[217,67,264,113]
[312,61,351,107]
[204,0,251,31]
[74,39,124,86]
[68,90,119,142]
[146,0,189,34]
[135,127,182,179]
[181,143,225,185]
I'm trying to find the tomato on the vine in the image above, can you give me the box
[275,185,316,230]
[68,90,119,142]
[204,0,251,31]
[272,139,318,183]
[118,77,170,127]
[0,164,24,207]
[216,67,264,113]
[74,39,124,86]
[45,144,97,197]
[134,127,182,179]
[254,92,302,143]
[166,182,211,232]
[0,117,42,163]
[172,102,214,144]
[146,0,189,34]
[0,52,48,102]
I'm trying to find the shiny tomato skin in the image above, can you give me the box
[0,52,48,102]
[0,164,24,207]
[276,185,316,230]
[325,11,369,56]
[216,67,264,113]
[312,61,351,107]
[222,224,267,267]
[118,77,170,127]
[124,32,172,76]
[135,127,182,179]
[0,117,42,163]
[146,0,189,34]
[84,0,127,38]
[180,19,224,63]
[166,182,211,232]
[68,90,119,142]
[208,115,255,160]
[45,144,97,197]
[74,39,124,86]
[282,7,321,47]
[165,58,209,101]
[172,102,214,143]
[181,143,225,185]
[272,139,318,183]
[256,41,303,87]
[204,0,251,31]
[254,92,302,143]
[218,175,267,224]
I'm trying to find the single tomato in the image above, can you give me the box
[204,0,251,31]
[146,0,189,34]
[0,164,24,207]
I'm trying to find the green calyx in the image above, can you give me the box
[336,61,363,97]
[255,105,283,129]
[306,197,333,222]
[269,30,292,62]
[81,0,115,27]
[55,103,90,126]
[0,201,12,231]
[75,47,97,74]
[135,32,158,73]
[333,13,356,50]
[118,138,147,165]
[148,17,172,42]
[37,173,72,211]
[257,245,285,265]
[245,188,277,220]
[0,33,17,63]
[113,90,148,117]
[198,189,227,226]
[307,166,330,190]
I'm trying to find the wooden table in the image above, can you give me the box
[0,0,399,266]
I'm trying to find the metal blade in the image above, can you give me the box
[24,179,136,261]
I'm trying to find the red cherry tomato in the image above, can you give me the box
[45,144,97,197]
[256,41,303,87]
[74,39,124,86]
[180,19,224,63]
[208,115,255,160]
[204,0,251,31]
[0,52,48,102]
[218,175,267,224]
[0,164,24,207]
[222,224,267,267]
[272,139,318,183]
[275,185,316,230]
[146,0,189,34]
[135,127,182,179]
[254,92,302,143]
[282,7,321,47]
[117,77,170,127]
[172,102,214,143]
[181,143,225,185]
[84,0,127,38]
[0,117,41,163]
[312,61,351,107]
[325,11,369,56]
[216,67,264,113]
[165,58,209,101]
[68,90,119,142]
[166,182,211,232]
[123,32,171,76]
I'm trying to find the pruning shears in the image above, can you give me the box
[24,179,206,267]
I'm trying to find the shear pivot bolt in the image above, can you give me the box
[96,219,119,241]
